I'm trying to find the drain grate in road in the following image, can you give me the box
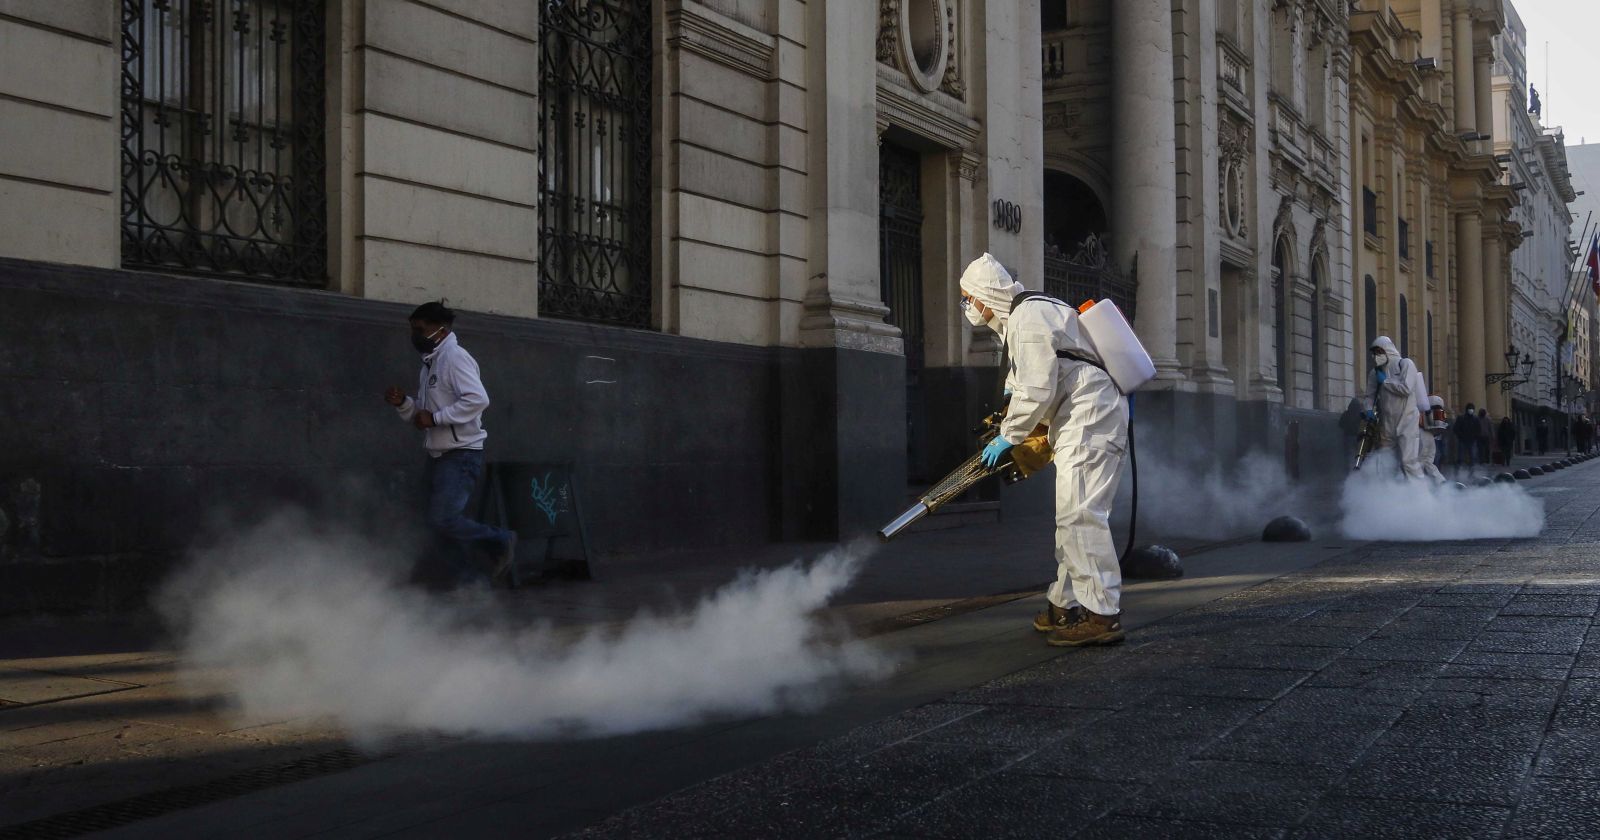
[0,736,441,839]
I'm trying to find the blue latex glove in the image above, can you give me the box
[1375,370,1387,385]
[1003,387,1013,398]
[1362,409,1376,421]
[981,437,1014,468]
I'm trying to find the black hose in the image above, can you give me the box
[1120,393,1137,564]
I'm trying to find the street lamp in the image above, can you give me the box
[1487,345,1522,386]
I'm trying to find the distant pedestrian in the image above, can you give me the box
[1452,402,1479,473]
[1498,416,1517,466]
[384,301,517,589]
[1537,417,1550,455]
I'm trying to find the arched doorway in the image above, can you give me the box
[1043,169,1107,253]
[878,142,927,481]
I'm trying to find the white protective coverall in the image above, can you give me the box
[960,253,1128,617]
[1415,391,1448,484]
[1365,336,1429,480]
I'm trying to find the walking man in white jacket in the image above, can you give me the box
[384,301,516,587]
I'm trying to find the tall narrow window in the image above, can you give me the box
[1426,311,1434,386]
[1399,295,1409,358]
[1310,261,1324,409]
[1364,274,1378,360]
[1272,242,1288,391]
[121,0,328,285]
[539,1,652,328]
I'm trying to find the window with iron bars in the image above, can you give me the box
[120,0,328,286]
[538,0,653,329]
[1362,188,1378,237]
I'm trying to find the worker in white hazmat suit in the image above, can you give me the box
[1363,336,1428,480]
[959,253,1127,647]
[1417,394,1448,484]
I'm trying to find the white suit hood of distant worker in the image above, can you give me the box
[1416,391,1448,484]
[1365,336,1427,480]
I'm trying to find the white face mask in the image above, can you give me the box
[964,301,987,328]
[1371,352,1388,368]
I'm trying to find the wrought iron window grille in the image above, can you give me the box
[1043,234,1137,322]
[538,0,653,329]
[121,0,328,286]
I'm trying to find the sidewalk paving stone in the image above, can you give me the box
[1333,746,1532,806]
[1287,797,1511,840]
[11,459,1600,837]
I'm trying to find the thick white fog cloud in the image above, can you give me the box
[159,514,890,745]
[1339,452,1545,541]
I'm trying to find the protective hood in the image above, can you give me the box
[959,253,1024,326]
[1429,395,1444,409]
[1370,336,1401,369]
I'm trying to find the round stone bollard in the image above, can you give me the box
[1528,467,1545,476]
[1514,469,1533,480]
[1474,476,1495,487]
[1262,515,1312,542]
[1496,472,1518,483]
[1122,545,1183,579]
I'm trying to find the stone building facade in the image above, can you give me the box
[2,0,1549,613]
[1344,0,1521,426]
[1493,4,1578,452]
[1039,0,1355,471]
[0,0,1058,612]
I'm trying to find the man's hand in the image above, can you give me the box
[413,410,436,429]
[980,437,1014,468]
[384,387,406,407]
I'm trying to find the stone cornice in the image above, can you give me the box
[666,0,776,81]
[876,67,981,151]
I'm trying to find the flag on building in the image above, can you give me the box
[1589,232,1600,299]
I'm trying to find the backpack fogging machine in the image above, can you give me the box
[878,296,1156,542]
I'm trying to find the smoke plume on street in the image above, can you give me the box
[1132,448,1312,541]
[158,513,889,745]
[1338,453,1545,540]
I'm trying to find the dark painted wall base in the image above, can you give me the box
[0,259,898,614]
[0,258,1351,615]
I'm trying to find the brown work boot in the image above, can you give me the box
[1046,608,1125,647]
[1033,602,1076,632]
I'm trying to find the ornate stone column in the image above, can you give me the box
[778,0,903,541]
[1452,10,1475,132]
[1111,0,1180,378]
[1483,231,1508,417]
[1456,209,1487,411]
[1474,49,1493,142]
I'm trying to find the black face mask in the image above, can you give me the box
[411,328,442,354]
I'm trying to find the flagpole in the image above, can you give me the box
[1559,212,1595,316]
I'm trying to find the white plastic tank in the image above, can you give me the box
[1078,300,1156,394]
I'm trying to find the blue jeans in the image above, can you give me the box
[426,449,512,584]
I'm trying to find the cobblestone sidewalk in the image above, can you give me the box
[573,464,1600,839]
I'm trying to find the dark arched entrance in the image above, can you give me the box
[1043,169,1107,253]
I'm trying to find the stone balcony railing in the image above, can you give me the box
[1042,30,1068,80]
[1218,36,1250,112]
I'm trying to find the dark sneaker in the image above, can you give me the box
[492,532,518,588]
[1033,602,1077,632]
[1046,609,1124,647]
